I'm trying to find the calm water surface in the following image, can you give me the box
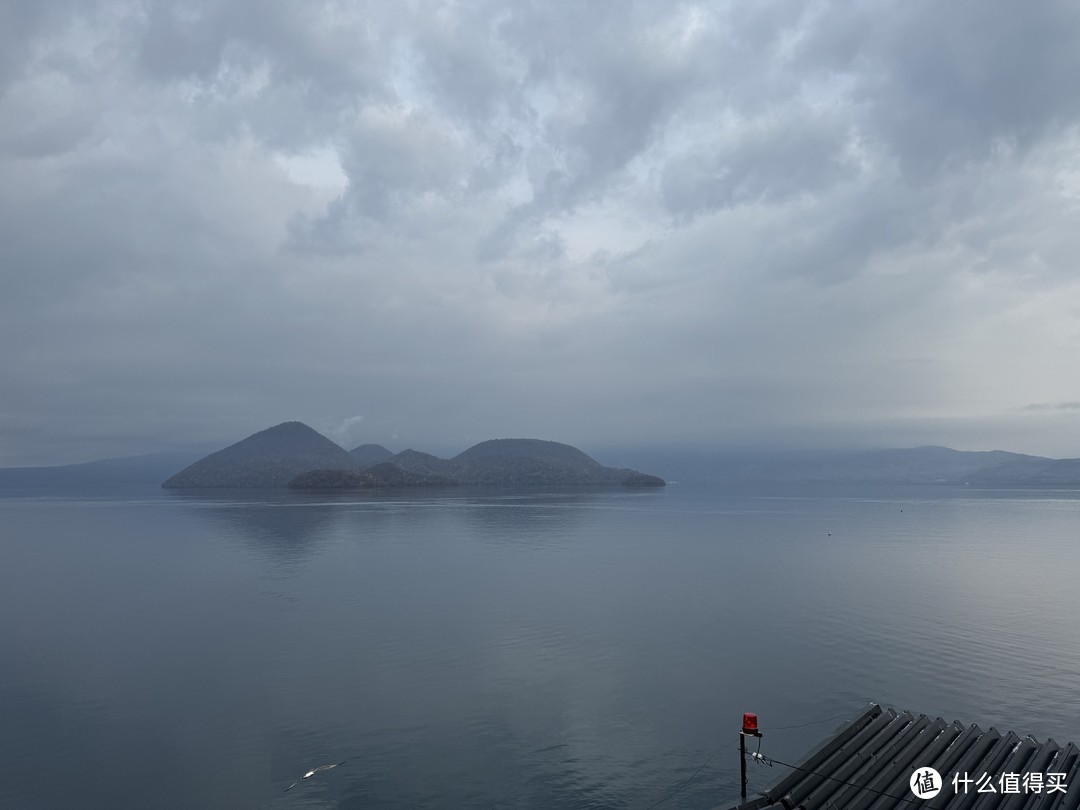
[2,484,1079,809]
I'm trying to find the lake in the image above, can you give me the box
[2,484,1079,809]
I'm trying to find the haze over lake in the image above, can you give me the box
[3,484,1079,809]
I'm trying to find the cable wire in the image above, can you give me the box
[640,753,717,810]
[752,752,923,806]
[761,710,860,732]
[640,743,742,810]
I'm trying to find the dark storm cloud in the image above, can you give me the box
[3,0,1080,464]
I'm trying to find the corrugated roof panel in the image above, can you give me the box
[946,732,1016,810]
[816,714,933,809]
[1020,743,1075,810]
[857,720,961,810]
[922,725,987,808]
[773,707,892,803]
[786,712,916,808]
[758,706,893,808]
[1007,738,1060,808]
[971,739,1038,810]
[928,729,1001,810]
[1055,748,1080,810]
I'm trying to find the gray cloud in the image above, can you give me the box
[659,110,857,217]
[1023,403,1080,412]
[797,0,1080,173]
[3,0,1080,464]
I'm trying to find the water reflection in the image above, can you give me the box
[454,487,663,544]
[165,487,666,554]
[165,490,344,561]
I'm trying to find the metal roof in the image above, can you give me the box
[722,704,1080,809]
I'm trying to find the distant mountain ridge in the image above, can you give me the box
[621,445,1080,485]
[0,450,211,491]
[729,446,1037,484]
[15,431,1080,492]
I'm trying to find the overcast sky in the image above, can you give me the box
[4,0,1080,465]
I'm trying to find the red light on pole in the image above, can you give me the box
[742,712,760,736]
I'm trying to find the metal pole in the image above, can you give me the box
[740,731,747,801]
[739,713,761,803]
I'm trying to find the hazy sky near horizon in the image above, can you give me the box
[4,0,1080,465]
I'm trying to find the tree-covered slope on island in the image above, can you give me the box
[162,422,358,488]
[364,462,459,487]
[452,438,633,485]
[287,469,379,489]
[387,449,460,478]
[288,463,458,489]
[391,438,666,486]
